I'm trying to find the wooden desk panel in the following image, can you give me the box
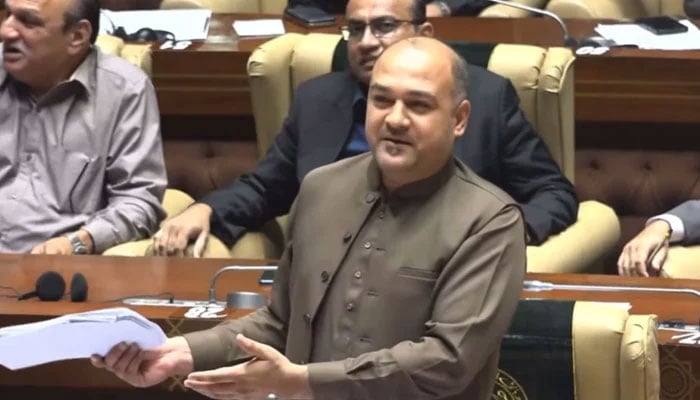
[0,255,698,399]
[152,15,700,124]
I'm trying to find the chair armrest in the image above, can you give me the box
[661,245,700,279]
[162,188,196,218]
[102,239,152,256]
[545,0,647,20]
[526,200,620,273]
[620,315,660,400]
[102,234,231,257]
[229,219,285,259]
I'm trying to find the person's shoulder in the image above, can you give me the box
[295,71,351,96]
[304,153,369,184]
[94,48,151,90]
[453,159,518,209]
[466,64,508,91]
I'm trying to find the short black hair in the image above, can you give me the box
[410,0,428,24]
[63,0,100,44]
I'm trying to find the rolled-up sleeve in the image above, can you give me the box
[83,78,166,252]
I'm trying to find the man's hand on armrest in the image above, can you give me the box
[618,220,671,277]
[153,203,213,258]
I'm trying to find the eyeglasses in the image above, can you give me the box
[340,17,418,41]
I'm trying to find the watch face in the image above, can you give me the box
[73,244,88,255]
[67,234,88,254]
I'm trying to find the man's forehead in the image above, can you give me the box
[7,0,46,11]
[8,0,70,15]
[372,51,450,90]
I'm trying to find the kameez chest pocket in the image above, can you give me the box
[386,266,440,320]
[43,148,103,214]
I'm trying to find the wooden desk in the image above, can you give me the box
[153,15,700,124]
[0,254,698,399]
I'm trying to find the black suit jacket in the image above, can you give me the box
[203,67,577,246]
[287,0,491,15]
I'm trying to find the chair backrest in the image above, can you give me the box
[480,0,549,17]
[546,0,685,19]
[95,34,152,76]
[248,33,576,181]
[642,0,685,16]
[160,0,286,13]
[499,299,659,400]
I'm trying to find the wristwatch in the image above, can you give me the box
[66,232,88,255]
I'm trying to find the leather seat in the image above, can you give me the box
[245,32,621,272]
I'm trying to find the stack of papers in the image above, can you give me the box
[0,308,166,370]
[232,19,286,37]
[99,9,212,41]
[595,19,700,50]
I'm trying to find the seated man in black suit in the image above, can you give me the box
[288,0,492,16]
[153,0,578,257]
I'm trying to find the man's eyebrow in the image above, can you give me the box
[348,15,394,23]
[404,90,437,103]
[369,83,390,92]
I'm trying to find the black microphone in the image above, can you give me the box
[485,0,578,47]
[70,273,88,302]
[18,271,66,301]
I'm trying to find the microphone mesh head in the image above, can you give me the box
[36,271,66,301]
[70,273,88,302]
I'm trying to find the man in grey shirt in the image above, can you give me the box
[0,0,166,254]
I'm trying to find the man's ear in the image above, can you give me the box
[67,20,92,55]
[453,99,471,138]
[418,22,434,37]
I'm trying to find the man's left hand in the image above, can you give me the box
[184,334,312,400]
[30,237,73,255]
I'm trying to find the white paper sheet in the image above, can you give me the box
[99,9,211,41]
[595,19,700,50]
[0,307,166,370]
[232,19,286,37]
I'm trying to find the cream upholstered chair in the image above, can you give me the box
[95,34,152,76]
[246,32,620,273]
[479,0,549,17]
[497,300,658,400]
[660,246,700,279]
[160,0,286,13]
[546,0,685,19]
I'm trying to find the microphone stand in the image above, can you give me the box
[524,280,700,298]
[208,265,278,304]
[486,0,577,47]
